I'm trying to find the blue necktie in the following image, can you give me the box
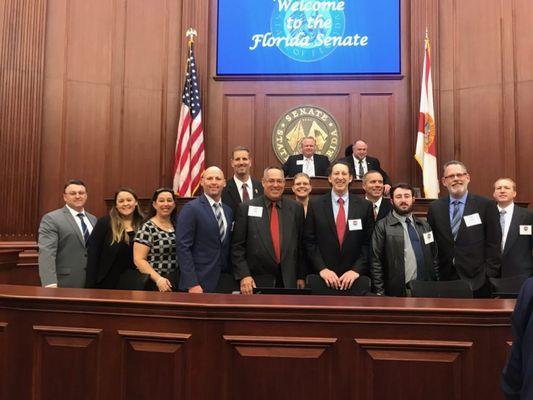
[76,213,89,243]
[450,200,462,241]
[213,203,225,241]
[406,217,425,280]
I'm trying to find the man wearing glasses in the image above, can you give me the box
[427,161,501,297]
[38,179,97,288]
[232,166,306,294]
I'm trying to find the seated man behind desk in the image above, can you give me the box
[232,166,306,294]
[177,166,234,293]
[304,161,374,291]
[370,183,439,296]
[493,177,533,278]
[282,136,330,177]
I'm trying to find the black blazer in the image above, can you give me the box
[231,195,305,287]
[375,197,393,222]
[282,154,330,177]
[501,205,533,278]
[222,177,263,215]
[86,215,135,288]
[339,155,391,184]
[427,193,501,290]
[304,192,375,277]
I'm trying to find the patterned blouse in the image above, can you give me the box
[134,219,177,275]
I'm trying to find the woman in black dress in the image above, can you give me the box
[85,188,145,289]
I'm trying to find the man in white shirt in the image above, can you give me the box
[38,179,97,288]
[282,136,330,177]
[362,171,392,222]
[493,178,533,277]
[222,146,263,214]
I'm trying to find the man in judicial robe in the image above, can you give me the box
[232,166,306,294]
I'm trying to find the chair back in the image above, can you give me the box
[409,280,473,299]
[489,275,529,298]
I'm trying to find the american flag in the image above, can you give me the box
[172,40,205,197]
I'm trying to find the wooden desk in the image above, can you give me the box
[0,285,513,400]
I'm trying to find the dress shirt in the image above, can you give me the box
[331,191,349,221]
[448,192,468,224]
[303,156,316,177]
[353,156,368,179]
[205,194,228,235]
[233,176,253,201]
[366,196,383,215]
[498,202,515,249]
[392,210,418,283]
[66,205,93,236]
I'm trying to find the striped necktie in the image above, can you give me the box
[450,200,462,241]
[213,203,225,241]
[76,213,90,243]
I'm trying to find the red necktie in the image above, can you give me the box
[242,183,250,202]
[336,197,346,247]
[270,202,281,264]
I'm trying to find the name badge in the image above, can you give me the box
[296,159,304,165]
[520,225,532,235]
[423,231,434,244]
[463,213,482,227]
[248,206,263,218]
[348,219,362,231]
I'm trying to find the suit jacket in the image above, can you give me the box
[502,277,533,399]
[282,154,330,177]
[427,193,501,290]
[501,205,533,278]
[222,176,263,215]
[375,197,393,222]
[177,194,233,292]
[231,195,305,287]
[38,206,97,287]
[85,215,135,288]
[304,192,374,277]
[370,213,439,296]
[339,155,391,184]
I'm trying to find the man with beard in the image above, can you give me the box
[427,160,501,297]
[222,146,263,215]
[362,170,392,222]
[304,161,374,291]
[370,183,439,296]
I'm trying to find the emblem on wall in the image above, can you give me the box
[272,105,341,163]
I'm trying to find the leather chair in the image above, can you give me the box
[489,275,529,298]
[409,279,473,299]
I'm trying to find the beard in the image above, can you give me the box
[393,203,413,215]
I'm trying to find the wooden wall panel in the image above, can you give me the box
[0,322,6,400]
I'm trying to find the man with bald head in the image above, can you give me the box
[282,136,330,177]
[177,166,235,293]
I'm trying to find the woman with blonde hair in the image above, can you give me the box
[86,188,145,289]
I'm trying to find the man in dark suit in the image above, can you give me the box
[177,166,234,293]
[304,161,374,290]
[502,277,533,399]
[38,179,97,288]
[362,170,392,222]
[371,183,439,296]
[427,160,501,297]
[493,178,532,278]
[282,136,330,177]
[340,139,391,193]
[232,166,306,294]
[222,146,263,214]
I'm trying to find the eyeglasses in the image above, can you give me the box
[444,172,468,180]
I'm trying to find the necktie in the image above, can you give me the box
[358,160,364,179]
[406,217,425,280]
[336,197,346,247]
[242,183,250,202]
[373,203,378,220]
[76,213,90,243]
[213,203,226,241]
[500,210,506,250]
[450,200,461,241]
[270,202,281,264]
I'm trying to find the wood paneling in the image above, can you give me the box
[0,322,6,400]
[1,0,533,246]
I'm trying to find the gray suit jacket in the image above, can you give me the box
[38,206,97,287]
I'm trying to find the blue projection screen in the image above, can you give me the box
[217,0,401,75]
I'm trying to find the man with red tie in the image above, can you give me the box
[232,166,306,294]
[304,162,375,290]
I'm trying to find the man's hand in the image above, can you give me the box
[296,279,306,289]
[240,276,256,295]
[319,268,340,289]
[188,285,203,294]
[384,184,392,196]
[339,270,359,290]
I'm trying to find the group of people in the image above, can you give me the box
[37,138,533,298]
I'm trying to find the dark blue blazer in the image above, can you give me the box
[176,194,233,292]
[502,277,533,399]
